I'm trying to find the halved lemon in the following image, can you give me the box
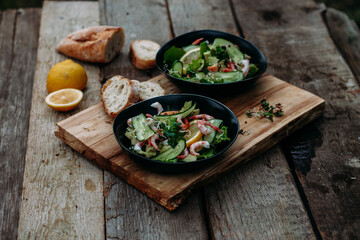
[179,47,201,74]
[184,120,203,147]
[45,88,83,112]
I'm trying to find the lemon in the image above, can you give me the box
[184,120,203,147]
[179,47,201,74]
[46,59,87,93]
[45,88,83,112]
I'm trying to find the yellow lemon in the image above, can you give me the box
[46,59,87,93]
[184,120,203,147]
[45,88,83,112]
[179,47,201,74]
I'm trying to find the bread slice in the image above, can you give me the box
[56,26,125,63]
[101,76,139,117]
[129,40,160,70]
[131,80,165,101]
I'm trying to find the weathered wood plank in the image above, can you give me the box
[0,8,41,239]
[104,178,206,240]
[168,0,317,238]
[206,147,316,239]
[232,0,360,238]
[17,2,104,239]
[99,0,168,82]
[99,0,208,238]
[325,8,360,83]
[168,0,237,36]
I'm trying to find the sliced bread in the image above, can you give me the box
[129,40,160,70]
[101,76,139,117]
[131,80,165,101]
[56,26,125,63]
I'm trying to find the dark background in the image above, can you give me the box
[318,0,360,26]
[0,0,359,27]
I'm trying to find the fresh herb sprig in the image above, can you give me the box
[246,99,283,122]
[160,118,185,147]
[212,46,229,60]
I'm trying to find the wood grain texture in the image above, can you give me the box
[104,181,206,240]
[168,0,316,238]
[99,0,170,82]
[205,147,316,239]
[167,0,237,36]
[17,2,105,239]
[231,0,360,238]
[0,8,40,239]
[325,8,360,83]
[55,74,324,211]
[99,0,208,238]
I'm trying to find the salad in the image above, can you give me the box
[163,37,259,83]
[124,101,230,163]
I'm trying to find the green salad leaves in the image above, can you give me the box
[163,46,185,66]
[163,37,259,84]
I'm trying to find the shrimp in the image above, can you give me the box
[207,65,218,72]
[134,141,145,152]
[151,102,164,115]
[226,61,236,71]
[189,141,210,156]
[127,118,133,127]
[241,59,250,75]
[150,134,160,151]
[177,148,189,159]
[176,116,183,124]
[146,118,158,132]
[190,114,214,121]
[177,116,189,130]
[192,38,203,45]
[197,120,212,135]
[197,120,222,135]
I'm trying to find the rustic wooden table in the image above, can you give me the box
[1,0,359,239]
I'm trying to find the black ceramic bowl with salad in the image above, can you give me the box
[156,30,267,93]
[113,94,239,173]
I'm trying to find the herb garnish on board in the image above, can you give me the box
[246,99,283,122]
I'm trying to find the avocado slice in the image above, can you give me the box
[205,71,244,83]
[183,45,199,52]
[153,139,186,162]
[203,51,211,61]
[212,38,244,64]
[131,113,155,141]
[206,56,219,66]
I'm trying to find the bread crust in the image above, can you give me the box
[101,76,139,117]
[129,40,160,70]
[56,26,125,63]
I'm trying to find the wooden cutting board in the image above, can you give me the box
[55,74,324,211]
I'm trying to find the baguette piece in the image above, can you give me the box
[129,40,160,70]
[56,26,125,63]
[101,76,139,117]
[131,80,165,101]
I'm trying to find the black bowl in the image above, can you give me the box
[156,30,267,94]
[113,94,239,174]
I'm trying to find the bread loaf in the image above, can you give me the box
[129,40,160,70]
[56,26,125,63]
[101,76,139,117]
[131,80,165,101]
